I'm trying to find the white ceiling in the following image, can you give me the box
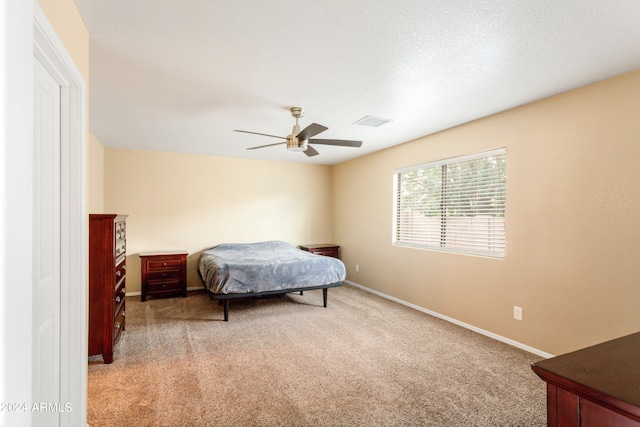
[74,0,640,165]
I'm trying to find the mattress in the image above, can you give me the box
[198,240,346,295]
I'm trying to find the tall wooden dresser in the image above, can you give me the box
[88,214,128,364]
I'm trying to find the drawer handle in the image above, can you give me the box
[122,311,125,317]
[116,271,121,277]
[116,296,121,303]
[115,322,120,329]
[123,265,126,270]
[163,262,167,266]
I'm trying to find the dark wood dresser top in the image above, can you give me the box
[532,332,640,408]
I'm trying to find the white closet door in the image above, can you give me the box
[33,56,61,427]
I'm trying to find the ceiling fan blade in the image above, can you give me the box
[296,123,328,141]
[234,130,287,140]
[303,145,319,157]
[308,138,363,147]
[246,142,287,150]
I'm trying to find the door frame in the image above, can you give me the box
[0,1,35,425]
[33,5,87,426]
[0,3,87,426]
[0,2,85,425]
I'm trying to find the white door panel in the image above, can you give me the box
[33,56,61,427]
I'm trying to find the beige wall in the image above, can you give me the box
[73,0,636,354]
[333,69,640,356]
[104,148,334,293]
[88,133,105,213]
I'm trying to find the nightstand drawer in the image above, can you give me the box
[312,249,338,257]
[148,278,183,292]
[147,269,181,281]
[299,244,340,259]
[147,258,182,270]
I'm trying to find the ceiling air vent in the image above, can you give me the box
[353,115,393,127]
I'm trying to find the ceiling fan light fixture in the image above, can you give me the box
[286,137,307,152]
[354,115,393,128]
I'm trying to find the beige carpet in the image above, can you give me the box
[88,285,546,426]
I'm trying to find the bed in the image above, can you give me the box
[198,240,346,321]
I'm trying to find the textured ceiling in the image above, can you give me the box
[74,0,640,165]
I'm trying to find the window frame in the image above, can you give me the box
[393,148,507,258]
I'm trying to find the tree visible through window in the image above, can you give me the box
[394,148,506,258]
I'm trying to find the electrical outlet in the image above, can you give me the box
[514,306,523,321]
[355,264,359,273]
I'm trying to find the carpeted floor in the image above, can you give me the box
[88,284,546,426]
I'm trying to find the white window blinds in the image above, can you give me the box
[394,148,506,258]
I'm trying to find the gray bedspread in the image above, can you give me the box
[198,241,346,295]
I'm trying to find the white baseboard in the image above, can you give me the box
[344,279,554,359]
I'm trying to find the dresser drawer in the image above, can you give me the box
[113,303,125,342]
[115,261,126,285]
[114,285,126,316]
[115,221,126,241]
[115,240,126,261]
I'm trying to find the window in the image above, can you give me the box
[393,148,506,258]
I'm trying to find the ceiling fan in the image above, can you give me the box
[234,107,362,157]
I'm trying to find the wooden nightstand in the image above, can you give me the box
[298,244,340,259]
[139,251,188,301]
